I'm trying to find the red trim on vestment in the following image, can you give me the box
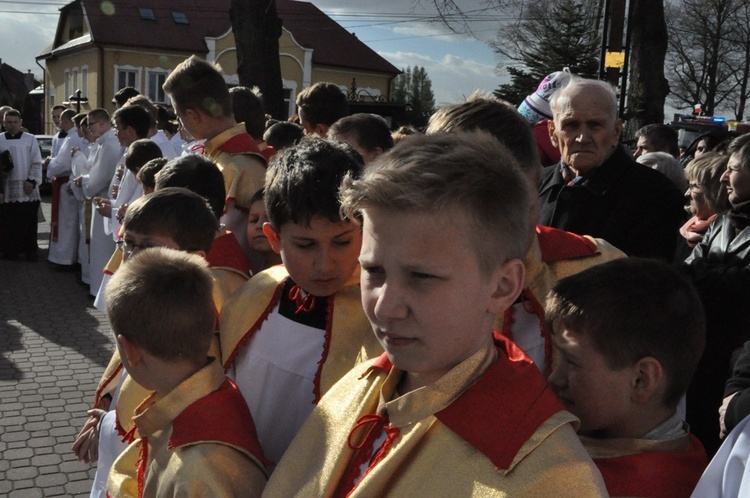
[260,145,276,162]
[168,378,271,467]
[51,176,69,242]
[115,412,131,441]
[312,299,335,402]
[536,225,597,262]
[435,334,564,470]
[94,363,123,408]
[222,282,285,370]
[366,353,393,377]
[335,414,399,498]
[206,231,251,276]
[136,436,148,498]
[594,434,707,498]
[216,133,262,155]
[502,290,552,373]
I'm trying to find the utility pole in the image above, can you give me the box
[600,0,629,116]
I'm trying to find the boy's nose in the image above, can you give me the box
[313,252,336,273]
[373,283,408,321]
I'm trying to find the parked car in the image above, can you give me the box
[36,135,54,195]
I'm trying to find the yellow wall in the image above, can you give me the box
[41,21,395,131]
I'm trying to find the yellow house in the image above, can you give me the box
[36,0,400,134]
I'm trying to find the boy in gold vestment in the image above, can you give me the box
[105,248,267,497]
[264,132,607,497]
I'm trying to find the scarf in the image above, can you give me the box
[680,214,717,247]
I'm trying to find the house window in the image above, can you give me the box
[64,69,71,100]
[118,69,138,90]
[282,80,297,119]
[81,67,88,97]
[138,7,156,20]
[146,70,170,104]
[72,68,79,94]
[172,11,188,24]
[283,88,292,114]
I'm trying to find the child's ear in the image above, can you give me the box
[487,258,525,315]
[262,223,283,254]
[189,249,207,259]
[631,356,665,405]
[316,123,329,137]
[183,107,201,125]
[117,334,144,368]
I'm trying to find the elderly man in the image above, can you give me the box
[633,123,679,158]
[0,109,43,260]
[537,79,684,260]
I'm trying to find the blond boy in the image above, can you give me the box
[264,132,607,496]
[105,248,266,497]
[546,258,707,497]
[163,55,266,259]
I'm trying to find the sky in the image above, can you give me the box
[0,0,507,106]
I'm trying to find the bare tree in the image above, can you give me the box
[430,0,670,127]
[727,1,750,119]
[666,0,740,116]
[231,0,286,119]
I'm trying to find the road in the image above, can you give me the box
[0,195,113,497]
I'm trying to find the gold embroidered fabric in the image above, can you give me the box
[265,350,608,497]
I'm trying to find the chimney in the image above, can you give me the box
[24,70,35,91]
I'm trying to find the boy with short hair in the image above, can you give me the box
[246,188,282,273]
[163,55,266,259]
[426,93,625,375]
[220,137,382,464]
[105,247,267,497]
[263,132,607,496]
[546,258,708,497]
[74,188,225,497]
[328,113,394,164]
[155,154,253,302]
[295,82,349,136]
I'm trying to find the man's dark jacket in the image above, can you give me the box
[537,146,685,260]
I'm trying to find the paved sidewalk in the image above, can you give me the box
[1,196,113,497]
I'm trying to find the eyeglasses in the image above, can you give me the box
[87,120,105,127]
[116,239,163,257]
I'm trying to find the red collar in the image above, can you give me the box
[536,225,598,262]
[216,132,263,155]
[594,434,707,497]
[169,378,271,468]
[206,232,251,276]
[369,334,564,470]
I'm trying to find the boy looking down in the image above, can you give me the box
[264,132,607,497]
[220,138,382,464]
[546,258,708,497]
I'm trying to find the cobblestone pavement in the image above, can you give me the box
[1,196,113,497]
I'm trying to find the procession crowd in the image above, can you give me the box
[4,58,750,497]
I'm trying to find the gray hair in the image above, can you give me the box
[550,78,618,122]
[637,152,688,191]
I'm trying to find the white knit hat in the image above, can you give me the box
[517,68,572,124]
